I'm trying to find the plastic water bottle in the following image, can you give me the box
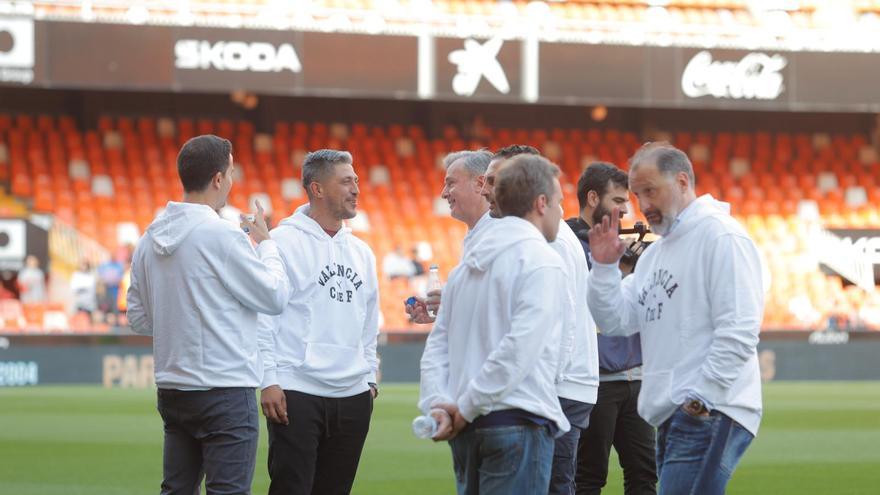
[426,264,442,318]
[412,415,439,439]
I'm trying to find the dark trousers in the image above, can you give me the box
[267,390,373,495]
[550,398,595,495]
[156,387,259,495]
[576,381,657,495]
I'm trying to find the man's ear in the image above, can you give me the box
[677,171,690,191]
[211,171,224,190]
[535,194,548,215]
[587,190,600,208]
[474,175,486,192]
[308,181,322,199]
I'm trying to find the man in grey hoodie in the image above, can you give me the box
[128,134,290,495]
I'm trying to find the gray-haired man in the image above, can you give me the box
[406,149,492,323]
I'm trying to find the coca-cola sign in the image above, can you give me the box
[681,50,787,100]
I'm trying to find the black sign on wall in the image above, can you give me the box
[173,26,303,93]
[4,18,880,112]
[540,43,649,105]
[434,36,521,101]
[673,47,793,110]
[794,52,880,109]
[300,32,418,97]
[48,22,173,90]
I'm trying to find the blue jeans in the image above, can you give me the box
[157,388,259,495]
[656,409,754,495]
[450,424,554,495]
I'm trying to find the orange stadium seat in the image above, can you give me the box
[2,111,879,333]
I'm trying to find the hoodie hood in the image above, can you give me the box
[281,204,352,242]
[663,194,730,242]
[147,202,219,256]
[463,216,547,272]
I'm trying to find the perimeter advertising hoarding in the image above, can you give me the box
[2,337,880,386]
[2,18,880,111]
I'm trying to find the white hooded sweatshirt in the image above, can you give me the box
[419,216,570,434]
[588,195,764,435]
[257,204,380,398]
[553,220,600,405]
[127,201,289,390]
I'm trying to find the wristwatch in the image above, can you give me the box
[368,382,379,398]
[684,398,708,416]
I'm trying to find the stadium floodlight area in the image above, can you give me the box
[17,0,880,53]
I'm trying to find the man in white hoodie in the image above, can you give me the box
[127,134,290,495]
[406,149,492,323]
[481,145,599,495]
[257,149,380,495]
[587,142,763,495]
[420,154,570,495]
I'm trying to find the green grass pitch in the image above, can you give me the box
[1,382,878,494]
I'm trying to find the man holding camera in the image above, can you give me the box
[568,163,657,495]
[587,143,763,495]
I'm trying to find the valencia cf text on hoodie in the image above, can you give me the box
[258,204,380,398]
[587,195,764,436]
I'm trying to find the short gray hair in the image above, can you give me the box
[495,154,560,218]
[629,142,695,187]
[302,149,353,198]
[443,149,492,178]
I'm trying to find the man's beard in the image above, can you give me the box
[646,205,680,237]
[591,204,611,227]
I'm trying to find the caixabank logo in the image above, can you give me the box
[0,17,34,84]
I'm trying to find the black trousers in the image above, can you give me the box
[267,390,372,495]
[575,381,657,495]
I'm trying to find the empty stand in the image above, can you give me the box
[2,112,878,332]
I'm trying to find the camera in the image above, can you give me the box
[619,221,652,268]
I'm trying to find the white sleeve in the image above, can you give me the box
[587,261,640,337]
[691,233,764,407]
[457,266,564,422]
[126,242,152,336]
[220,234,290,315]
[556,277,577,384]
[257,312,281,389]
[362,254,380,383]
[418,287,455,414]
